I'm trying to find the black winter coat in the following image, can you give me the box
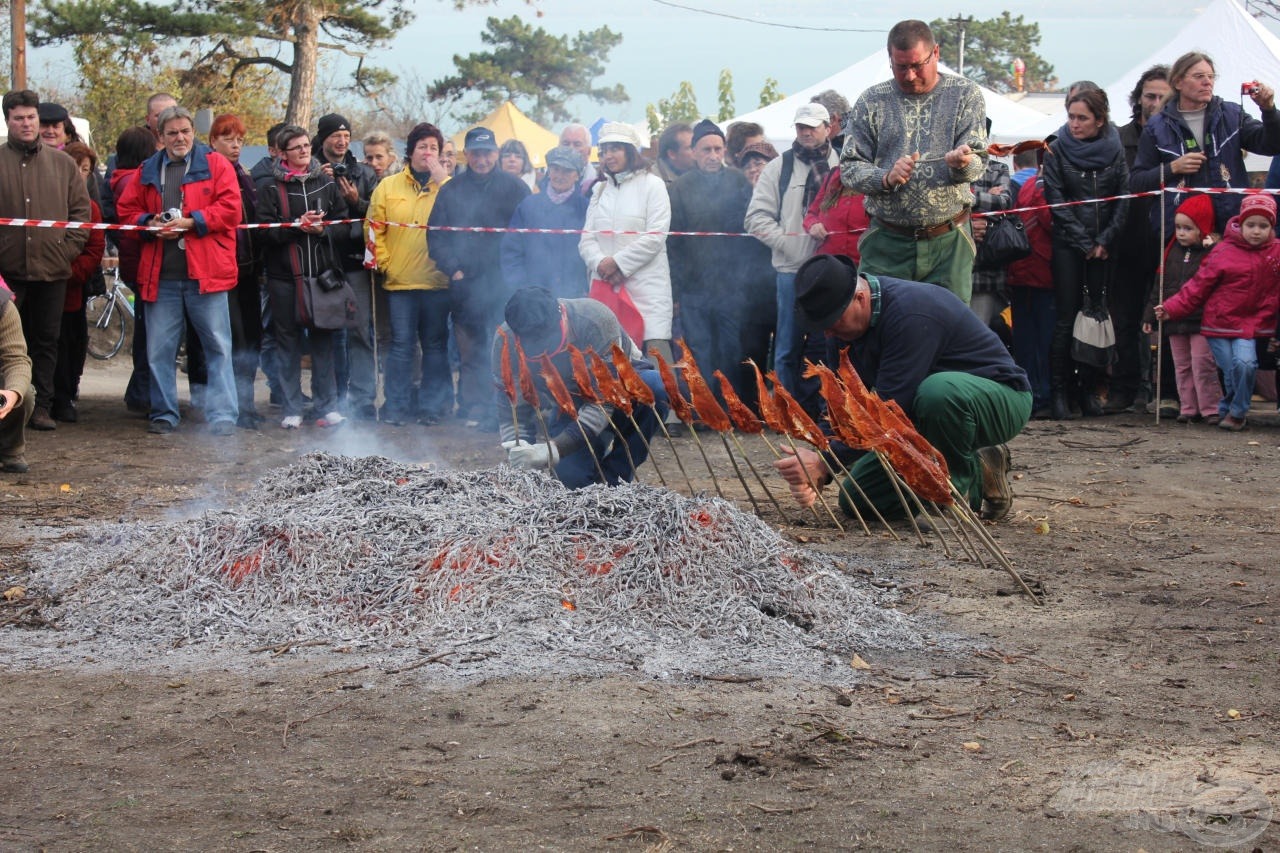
[1042,136,1129,255]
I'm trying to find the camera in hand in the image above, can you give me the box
[1242,81,1261,96]
[332,163,348,178]
[157,208,182,224]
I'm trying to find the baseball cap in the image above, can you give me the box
[464,127,499,152]
[793,103,830,128]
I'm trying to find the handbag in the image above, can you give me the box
[974,213,1031,269]
[1071,304,1116,368]
[277,180,359,331]
[589,277,645,344]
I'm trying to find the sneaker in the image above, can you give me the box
[209,420,235,436]
[978,444,1013,521]
[280,415,302,430]
[147,419,175,435]
[316,411,346,428]
[1,456,29,474]
[28,407,56,431]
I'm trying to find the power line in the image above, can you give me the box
[649,0,887,33]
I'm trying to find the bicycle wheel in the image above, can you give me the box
[86,291,128,360]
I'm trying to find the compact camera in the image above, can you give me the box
[332,162,348,178]
[1242,81,1261,96]
[157,208,182,224]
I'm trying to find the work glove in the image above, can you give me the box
[506,440,559,470]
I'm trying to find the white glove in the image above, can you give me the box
[501,439,531,454]
[507,440,560,470]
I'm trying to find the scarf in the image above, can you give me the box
[1052,122,1124,171]
[546,186,574,205]
[793,139,832,210]
[410,168,433,189]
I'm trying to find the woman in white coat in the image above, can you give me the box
[579,122,674,363]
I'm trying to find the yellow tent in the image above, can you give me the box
[451,101,561,168]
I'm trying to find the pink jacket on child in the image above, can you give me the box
[1161,214,1280,339]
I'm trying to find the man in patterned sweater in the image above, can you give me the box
[841,19,987,304]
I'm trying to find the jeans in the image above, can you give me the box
[680,289,742,401]
[342,270,377,411]
[553,368,669,488]
[1009,286,1055,410]
[1207,337,1257,420]
[772,272,802,393]
[385,289,452,420]
[146,279,237,426]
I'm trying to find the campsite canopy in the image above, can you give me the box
[726,50,1050,146]
[450,101,560,168]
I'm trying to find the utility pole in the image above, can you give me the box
[10,0,26,89]
[948,14,973,76]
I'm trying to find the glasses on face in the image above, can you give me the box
[893,51,935,75]
[1187,73,1216,83]
[285,143,311,154]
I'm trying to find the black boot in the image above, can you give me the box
[1051,390,1073,420]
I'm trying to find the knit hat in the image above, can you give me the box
[313,113,351,151]
[597,122,643,150]
[691,118,724,147]
[736,141,780,168]
[1176,194,1216,237]
[1238,193,1275,226]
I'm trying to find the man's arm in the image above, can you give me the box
[744,157,787,250]
[841,93,895,195]
[947,83,988,185]
[426,185,462,278]
[871,313,947,413]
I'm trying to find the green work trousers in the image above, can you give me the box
[836,371,1032,519]
[857,220,977,305]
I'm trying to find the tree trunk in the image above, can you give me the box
[285,1,320,129]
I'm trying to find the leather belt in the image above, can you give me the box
[876,210,970,241]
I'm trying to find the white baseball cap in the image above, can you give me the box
[793,103,830,128]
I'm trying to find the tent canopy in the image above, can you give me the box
[451,101,560,168]
[726,51,1050,146]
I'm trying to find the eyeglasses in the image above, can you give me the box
[1186,73,1217,83]
[284,143,311,153]
[892,48,936,76]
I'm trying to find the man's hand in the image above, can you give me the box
[883,153,919,189]
[1086,245,1109,260]
[808,222,829,240]
[506,440,559,470]
[1251,81,1276,111]
[944,144,974,170]
[773,445,828,508]
[971,216,988,242]
[1171,151,1207,175]
[156,215,194,240]
[337,176,359,204]
[0,389,18,420]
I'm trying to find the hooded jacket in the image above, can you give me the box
[117,141,242,301]
[1161,215,1280,339]
[1131,95,1280,236]
[1042,122,1129,255]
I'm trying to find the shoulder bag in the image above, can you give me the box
[975,213,1031,269]
[277,180,358,331]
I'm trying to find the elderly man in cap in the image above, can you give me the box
[492,287,668,488]
[745,101,840,409]
[775,255,1031,522]
[502,145,591,297]
[842,19,987,304]
[429,126,531,431]
[669,118,759,402]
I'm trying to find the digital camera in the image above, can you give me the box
[332,162,348,178]
[1242,81,1261,96]
[157,208,182,224]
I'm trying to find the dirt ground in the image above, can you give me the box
[1,355,1277,852]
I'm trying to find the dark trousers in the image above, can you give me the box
[228,277,263,416]
[266,276,337,417]
[450,275,505,421]
[53,306,88,409]
[1050,247,1112,400]
[1009,286,1055,411]
[680,289,743,403]
[552,368,670,488]
[125,285,150,410]
[9,279,67,410]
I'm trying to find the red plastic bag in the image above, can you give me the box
[589,278,645,344]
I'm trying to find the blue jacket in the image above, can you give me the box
[1131,95,1280,236]
[500,191,590,298]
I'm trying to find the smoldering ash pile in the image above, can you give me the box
[21,453,946,681]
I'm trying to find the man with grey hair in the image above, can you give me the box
[117,105,242,436]
[557,123,596,195]
[0,89,91,431]
[811,89,851,148]
[842,19,987,304]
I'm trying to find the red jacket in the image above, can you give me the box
[64,199,105,312]
[116,143,241,302]
[1006,176,1052,289]
[1162,215,1280,339]
[109,168,142,285]
[802,169,869,262]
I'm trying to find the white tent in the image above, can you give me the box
[726,50,1050,145]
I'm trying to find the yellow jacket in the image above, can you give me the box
[368,170,449,291]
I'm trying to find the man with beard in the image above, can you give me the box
[841,19,987,304]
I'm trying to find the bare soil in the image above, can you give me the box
[1,357,1277,851]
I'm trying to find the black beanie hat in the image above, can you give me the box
[690,118,725,148]
[313,113,351,152]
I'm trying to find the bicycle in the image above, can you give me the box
[85,265,136,360]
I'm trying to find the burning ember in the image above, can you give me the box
[22,454,942,681]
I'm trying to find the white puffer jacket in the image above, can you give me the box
[579,169,673,341]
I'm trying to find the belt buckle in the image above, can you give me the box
[912,224,931,240]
